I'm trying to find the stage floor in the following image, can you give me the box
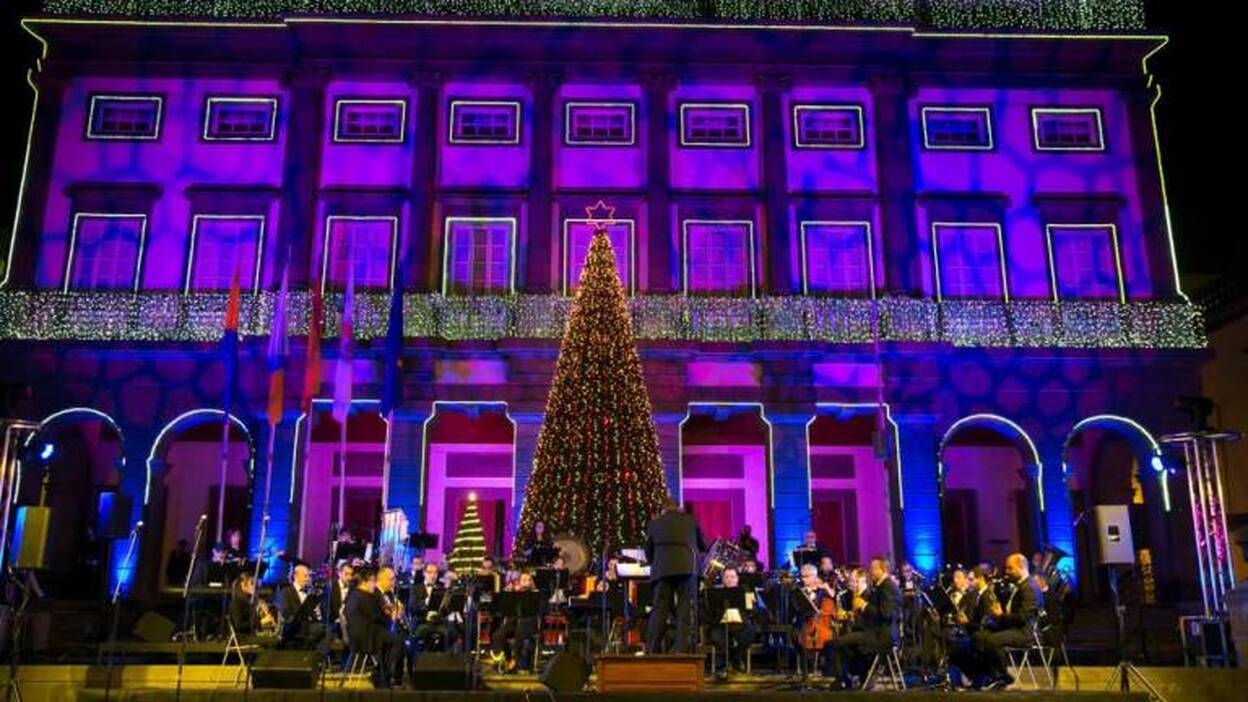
[76,691,1151,702]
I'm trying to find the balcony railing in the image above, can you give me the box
[0,290,1205,349]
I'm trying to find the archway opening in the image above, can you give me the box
[807,408,894,565]
[299,406,387,565]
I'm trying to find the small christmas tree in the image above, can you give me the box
[517,206,669,557]
[447,495,486,573]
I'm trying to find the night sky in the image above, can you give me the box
[0,2,1235,280]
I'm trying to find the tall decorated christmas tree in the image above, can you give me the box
[447,495,486,573]
[517,203,669,557]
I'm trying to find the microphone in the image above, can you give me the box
[131,520,145,536]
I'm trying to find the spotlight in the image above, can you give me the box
[39,442,55,462]
[1150,454,1166,473]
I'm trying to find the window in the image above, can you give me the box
[682,220,755,296]
[563,219,634,294]
[321,216,398,291]
[921,107,993,150]
[1046,224,1123,301]
[203,97,278,141]
[932,222,1008,300]
[679,103,751,147]
[333,99,407,143]
[565,102,635,145]
[443,217,516,294]
[63,213,146,291]
[1032,108,1105,152]
[185,215,265,292]
[449,100,521,144]
[793,105,865,148]
[800,221,875,296]
[86,95,162,140]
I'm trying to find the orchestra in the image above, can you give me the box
[192,513,1067,693]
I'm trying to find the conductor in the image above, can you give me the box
[644,496,708,654]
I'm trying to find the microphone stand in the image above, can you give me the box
[599,542,610,655]
[103,521,144,702]
[175,514,208,701]
[249,515,270,610]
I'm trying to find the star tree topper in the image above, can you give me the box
[584,200,617,227]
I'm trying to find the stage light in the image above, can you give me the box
[1150,454,1166,473]
[39,442,54,462]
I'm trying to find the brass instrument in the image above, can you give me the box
[702,538,750,581]
[551,534,590,574]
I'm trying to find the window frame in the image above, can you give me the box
[319,214,400,293]
[678,102,753,148]
[1044,222,1125,302]
[920,106,995,152]
[85,94,164,141]
[448,99,523,145]
[62,212,149,292]
[681,219,757,297]
[332,98,409,144]
[930,221,1010,302]
[441,216,518,295]
[563,101,637,146]
[1031,107,1106,153]
[183,214,267,294]
[791,104,866,150]
[561,217,636,295]
[798,220,877,298]
[202,96,279,142]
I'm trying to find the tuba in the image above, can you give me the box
[702,539,749,581]
[551,534,590,574]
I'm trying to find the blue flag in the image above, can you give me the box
[379,287,403,417]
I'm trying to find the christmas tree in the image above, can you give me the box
[517,210,669,557]
[447,495,486,573]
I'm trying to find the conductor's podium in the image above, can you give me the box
[595,654,704,693]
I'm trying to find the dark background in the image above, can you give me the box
[0,1,1236,280]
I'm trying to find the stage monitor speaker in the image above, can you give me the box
[133,611,176,643]
[9,506,51,570]
[409,652,472,690]
[251,649,322,689]
[541,649,588,692]
[96,491,133,539]
[1094,505,1135,565]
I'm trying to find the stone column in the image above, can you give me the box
[867,74,921,295]
[641,72,676,293]
[771,412,813,568]
[406,69,444,292]
[4,70,67,288]
[278,67,331,287]
[756,73,794,294]
[523,72,561,294]
[892,414,942,575]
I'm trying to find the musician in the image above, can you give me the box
[408,562,446,653]
[946,566,991,686]
[376,566,408,687]
[276,564,324,648]
[166,539,192,587]
[819,555,836,582]
[708,567,754,676]
[345,568,390,688]
[824,557,901,688]
[644,496,708,654]
[736,525,759,562]
[329,562,355,637]
[489,571,540,672]
[793,530,829,569]
[228,572,260,637]
[595,556,623,593]
[974,553,1042,690]
[523,520,556,565]
[224,529,246,564]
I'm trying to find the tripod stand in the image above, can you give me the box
[3,569,39,702]
[1105,566,1169,702]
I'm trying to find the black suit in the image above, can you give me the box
[948,587,989,681]
[644,507,708,653]
[277,584,324,648]
[975,577,1042,680]
[824,577,901,682]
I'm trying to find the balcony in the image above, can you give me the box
[0,290,1205,349]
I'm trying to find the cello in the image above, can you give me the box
[800,579,841,651]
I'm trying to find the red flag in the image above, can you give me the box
[301,282,323,415]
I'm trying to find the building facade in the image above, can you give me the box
[0,1,1215,602]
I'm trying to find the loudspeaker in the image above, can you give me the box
[1094,505,1135,565]
[541,650,588,692]
[9,506,51,570]
[95,491,133,539]
[133,611,176,643]
[251,649,322,689]
[410,652,472,690]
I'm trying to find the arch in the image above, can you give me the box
[1062,414,1167,508]
[146,409,255,505]
[678,402,774,566]
[27,406,127,470]
[938,413,1044,567]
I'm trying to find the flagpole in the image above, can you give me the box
[250,423,276,603]
[381,409,394,512]
[337,407,348,528]
[216,410,230,544]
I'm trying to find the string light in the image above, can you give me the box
[0,291,1204,348]
[447,494,486,572]
[41,1,1147,31]
[515,227,669,558]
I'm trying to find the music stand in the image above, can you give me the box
[927,585,957,619]
[792,549,821,569]
[534,568,568,593]
[707,587,748,674]
[528,545,560,567]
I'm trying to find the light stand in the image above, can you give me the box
[102,520,143,702]
[1105,565,1169,702]
[174,513,207,702]
[3,569,37,702]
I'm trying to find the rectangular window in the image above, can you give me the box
[185,215,265,292]
[1032,108,1105,152]
[64,213,146,291]
[86,95,162,140]
[800,221,875,296]
[563,219,634,294]
[1046,224,1124,301]
[333,99,407,143]
[793,105,865,148]
[443,217,516,295]
[683,220,755,296]
[921,106,993,150]
[564,102,635,145]
[449,100,521,144]
[321,216,398,291]
[932,222,1008,300]
[679,103,751,147]
[203,97,278,141]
